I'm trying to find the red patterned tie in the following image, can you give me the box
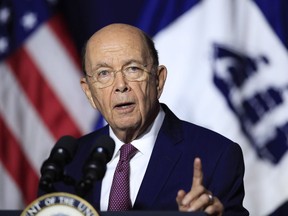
[108,143,138,211]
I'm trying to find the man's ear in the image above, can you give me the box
[155,65,167,99]
[80,77,97,109]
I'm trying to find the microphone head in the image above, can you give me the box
[39,135,77,192]
[50,135,78,162]
[90,135,115,162]
[76,135,115,196]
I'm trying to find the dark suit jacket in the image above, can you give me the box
[49,104,249,215]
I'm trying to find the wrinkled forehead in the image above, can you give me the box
[85,26,151,69]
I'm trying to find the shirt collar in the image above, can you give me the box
[109,106,165,161]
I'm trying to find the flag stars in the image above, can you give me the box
[21,12,38,30]
[0,37,8,54]
[0,7,10,24]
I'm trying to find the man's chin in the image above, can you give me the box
[114,120,140,132]
[116,123,138,131]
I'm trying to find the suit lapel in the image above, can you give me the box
[90,104,183,210]
[134,104,184,209]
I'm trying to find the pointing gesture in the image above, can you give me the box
[176,157,224,215]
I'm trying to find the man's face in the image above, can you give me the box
[81,25,166,141]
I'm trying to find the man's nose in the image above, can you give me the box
[114,71,129,93]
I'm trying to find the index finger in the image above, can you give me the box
[192,157,203,189]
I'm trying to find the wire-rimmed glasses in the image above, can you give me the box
[86,63,154,88]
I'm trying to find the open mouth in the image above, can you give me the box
[114,102,134,109]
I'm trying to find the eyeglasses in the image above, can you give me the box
[86,63,154,88]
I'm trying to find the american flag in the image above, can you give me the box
[0,0,97,208]
[1,0,288,215]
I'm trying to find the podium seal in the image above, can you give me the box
[21,192,99,216]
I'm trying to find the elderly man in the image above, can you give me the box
[47,23,249,215]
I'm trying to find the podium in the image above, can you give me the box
[1,193,208,216]
[0,211,207,216]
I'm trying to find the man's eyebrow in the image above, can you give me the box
[91,60,146,71]
[91,63,111,71]
[123,59,146,66]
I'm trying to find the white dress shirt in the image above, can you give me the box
[100,107,165,211]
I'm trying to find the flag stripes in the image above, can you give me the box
[0,8,97,208]
[0,62,55,172]
[25,16,96,134]
[0,163,25,209]
[0,115,38,205]
[6,47,81,140]
[48,15,82,70]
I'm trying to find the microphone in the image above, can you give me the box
[39,135,78,193]
[77,135,115,197]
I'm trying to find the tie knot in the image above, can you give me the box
[120,143,138,162]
